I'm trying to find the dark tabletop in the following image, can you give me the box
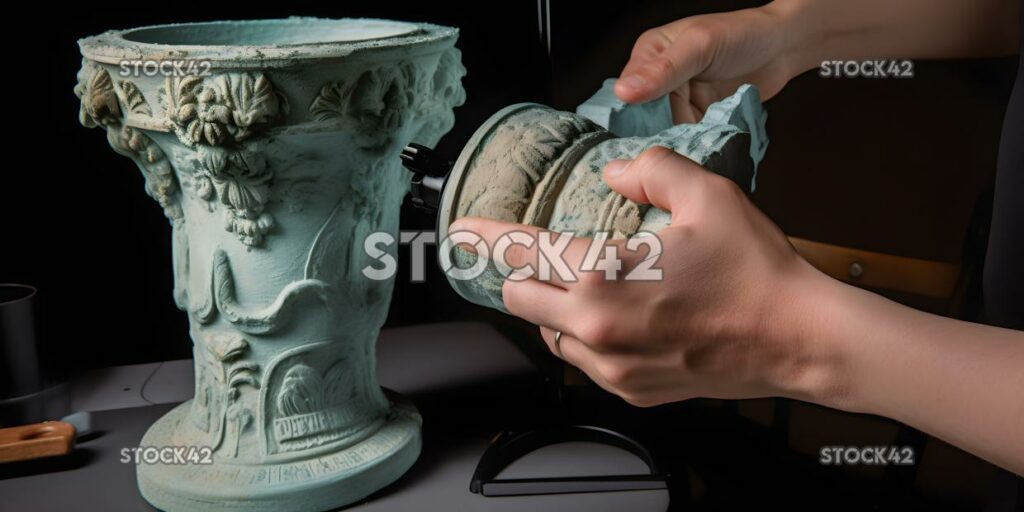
[0,323,670,511]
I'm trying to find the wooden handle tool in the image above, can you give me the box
[0,421,76,463]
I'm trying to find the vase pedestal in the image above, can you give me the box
[138,397,420,512]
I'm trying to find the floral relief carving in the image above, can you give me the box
[455,107,603,222]
[310,63,419,151]
[75,61,121,128]
[309,48,466,151]
[414,47,467,141]
[194,148,275,247]
[162,72,284,147]
[118,80,152,116]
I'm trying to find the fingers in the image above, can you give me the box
[615,23,714,104]
[504,278,638,353]
[448,217,593,288]
[538,326,568,359]
[538,326,677,407]
[539,326,601,381]
[668,87,701,124]
[502,278,577,334]
[602,146,708,219]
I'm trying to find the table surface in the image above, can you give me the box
[0,322,669,512]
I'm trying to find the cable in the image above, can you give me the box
[139,361,165,405]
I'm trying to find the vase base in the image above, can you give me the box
[137,395,421,512]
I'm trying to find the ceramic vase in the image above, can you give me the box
[75,18,465,511]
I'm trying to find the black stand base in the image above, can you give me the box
[469,424,669,497]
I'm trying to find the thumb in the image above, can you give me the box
[614,24,713,104]
[603,146,707,217]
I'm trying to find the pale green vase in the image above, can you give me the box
[75,18,465,511]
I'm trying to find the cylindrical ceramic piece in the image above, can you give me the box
[438,85,767,311]
[76,18,465,511]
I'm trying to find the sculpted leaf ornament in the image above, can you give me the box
[75,62,121,128]
[163,72,283,147]
[195,148,275,247]
[310,64,420,151]
[118,80,152,116]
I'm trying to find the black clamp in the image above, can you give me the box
[401,143,452,213]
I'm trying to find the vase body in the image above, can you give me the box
[76,18,465,511]
[439,85,766,311]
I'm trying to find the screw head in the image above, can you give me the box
[849,262,864,279]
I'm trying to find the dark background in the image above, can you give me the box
[0,2,1018,509]
[6,0,1015,372]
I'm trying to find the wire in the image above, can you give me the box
[139,361,165,405]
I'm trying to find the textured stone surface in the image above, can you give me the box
[76,18,465,511]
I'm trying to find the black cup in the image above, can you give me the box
[1,284,41,397]
[0,284,67,426]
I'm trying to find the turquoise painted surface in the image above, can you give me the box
[76,18,465,512]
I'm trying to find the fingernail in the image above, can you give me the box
[605,159,630,177]
[618,74,647,91]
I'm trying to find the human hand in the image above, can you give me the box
[615,2,812,123]
[449,147,836,407]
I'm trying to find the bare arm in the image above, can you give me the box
[454,0,1024,473]
[615,0,1020,120]
[453,148,1024,475]
[809,274,1024,474]
[787,0,1020,69]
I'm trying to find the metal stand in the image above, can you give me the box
[469,424,668,497]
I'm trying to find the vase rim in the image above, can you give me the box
[79,17,457,68]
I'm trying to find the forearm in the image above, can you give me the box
[791,268,1024,475]
[769,0,1020,73]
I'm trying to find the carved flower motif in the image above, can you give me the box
[202,150,270,211]
[506,113,593,183]
[74,63,122,128]
[163,73,282,147]
[195,148,275,247]
[309,48,467,152]
[310,63,421,151]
